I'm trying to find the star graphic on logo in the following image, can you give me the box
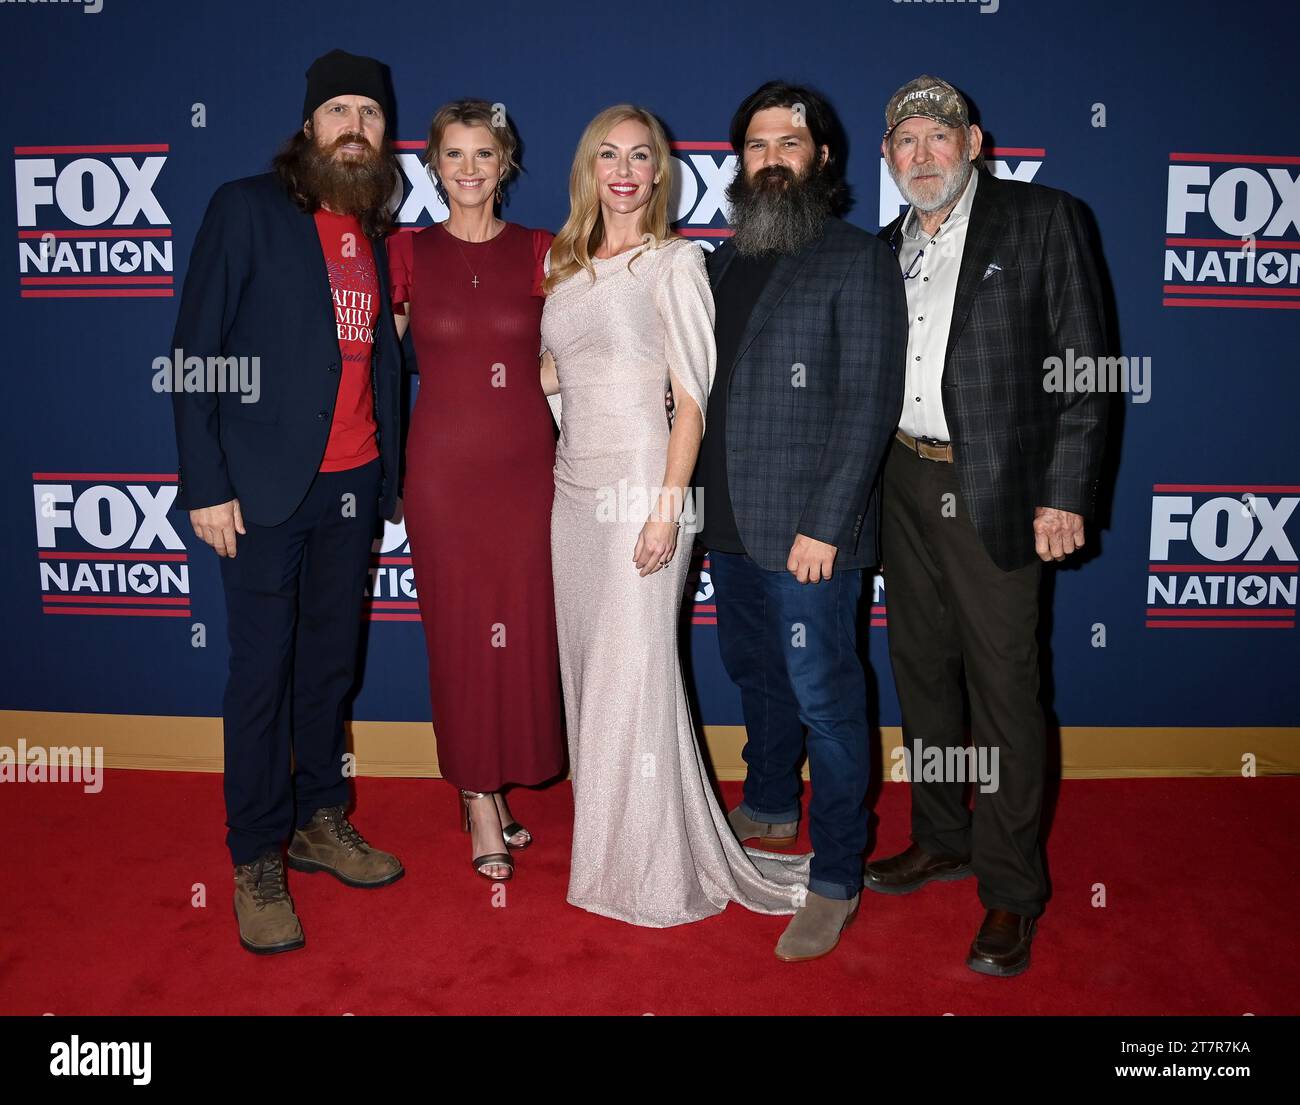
[111,241,142,272]
[1239,579,1264,602]
[129,564,159,593]
[1258,255,1285,281]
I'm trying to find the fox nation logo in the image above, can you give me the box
[880,145,1045,226]
[368,516,418,622]
[388,138,738,251]
[1164,153,1300,310]
[1146,484,1298,630]
[669,142,1045,247]
[15,143,173,299]
[669,141,735,250]
[390,141,442,228]
[690,555,888,629]
[33,473,191,618]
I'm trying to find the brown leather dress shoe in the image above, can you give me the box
[863,842,972,895]
[287,805,404,888]
[966,909,1036,977]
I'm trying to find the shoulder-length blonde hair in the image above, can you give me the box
[543,104,677,293]
[423,99,521,203]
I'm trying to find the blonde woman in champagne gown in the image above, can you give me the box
[539,106,809,928]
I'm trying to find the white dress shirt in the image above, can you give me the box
[895,169,979,441]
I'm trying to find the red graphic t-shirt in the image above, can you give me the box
[314,208,380,472]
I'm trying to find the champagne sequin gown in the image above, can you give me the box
[541,238,811,927]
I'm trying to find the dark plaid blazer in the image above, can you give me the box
[879,170,1109,571]
[705,217,908,572]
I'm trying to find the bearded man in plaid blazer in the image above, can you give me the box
[864,76,1109,978]
[697,81,908,963]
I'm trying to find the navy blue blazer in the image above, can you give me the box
[170,172,401,525]
[705,217,908,572]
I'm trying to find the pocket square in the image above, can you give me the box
[982,261,1003,280]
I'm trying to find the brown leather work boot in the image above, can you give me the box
[287,805,404,888]
[863,842,972,895]
[233,852,305,956]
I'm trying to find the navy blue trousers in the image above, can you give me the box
[218,458,380,865]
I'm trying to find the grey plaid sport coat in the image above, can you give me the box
[704,216,908,573]
[879,170,1109,571]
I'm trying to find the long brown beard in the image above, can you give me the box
[274,130,398,238]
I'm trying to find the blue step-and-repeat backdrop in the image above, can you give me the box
[4,0,1298,733]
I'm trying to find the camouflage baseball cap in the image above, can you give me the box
[884,75,969,137]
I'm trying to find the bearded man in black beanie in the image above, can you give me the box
[171,49,405,955]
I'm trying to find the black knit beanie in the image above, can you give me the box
[302,49,392,123]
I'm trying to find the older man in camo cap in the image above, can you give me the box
[865,75,1109,977]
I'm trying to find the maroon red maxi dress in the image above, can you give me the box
[388,222,564,791]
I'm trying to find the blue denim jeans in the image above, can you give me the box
[709,551,869,900]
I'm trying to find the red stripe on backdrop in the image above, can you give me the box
[1161,285,1300,296]
[21,275,174,286]
[1148,563,1297,572]
[42,606,192,617]
[33,472,179,481]
[14,144,170,154]
[1169,152,1300,164]
[22,289,174,299]
[1162,298,1300,309]
[19,228,172,238]
[1145,620,1294,629]
[1152,485,1300,493]
[1145,607,1295,616]
[1164,238,1300,248]
[42,595,189,605]
[38,551,187,562]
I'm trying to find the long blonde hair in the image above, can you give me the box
[543,104,677,293]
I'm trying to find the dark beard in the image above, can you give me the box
[274,130,397,238]
[725,161,834,258]
[297,133,394,216]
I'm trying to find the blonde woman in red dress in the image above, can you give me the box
[389,100,563,881]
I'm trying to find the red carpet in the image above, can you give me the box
[1,772,1296,1015]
